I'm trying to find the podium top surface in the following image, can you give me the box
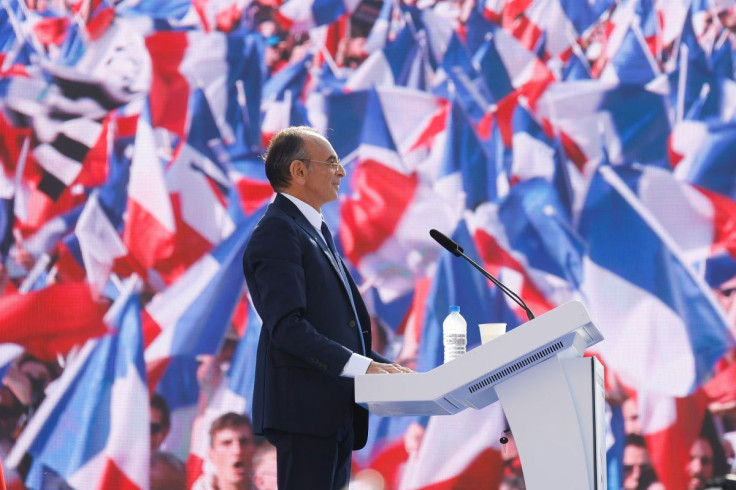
[355,300,603,416]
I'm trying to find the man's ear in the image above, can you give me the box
[289,159,307,185]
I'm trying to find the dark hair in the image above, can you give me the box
[150,393,171,429]
[263,126,319,191]
[625,433,647,448]
[209,412,253,447]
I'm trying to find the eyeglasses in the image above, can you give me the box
[302,158,344,172]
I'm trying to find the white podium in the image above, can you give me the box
[355,300,607,489]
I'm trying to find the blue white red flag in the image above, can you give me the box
[9,280,148,489]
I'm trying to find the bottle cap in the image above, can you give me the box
[449,305,460,313]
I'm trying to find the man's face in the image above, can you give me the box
[687,438,714,490]
[299,133,344,211]
[622,444,655,490]
[209,425,255,487]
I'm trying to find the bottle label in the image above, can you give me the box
[444,333,466,362]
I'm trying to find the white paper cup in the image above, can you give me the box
[479,323,507,344]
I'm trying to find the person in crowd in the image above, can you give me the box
[251,441,277,490]
[193,412,256,490]
[150,393,172,451]
[622,434,659,490]
[688,436,716,490]
[17,355,54,404]
[0,366,31,442]
[0,365,33,489]
[242,126,412,489]
[150,450,187,490]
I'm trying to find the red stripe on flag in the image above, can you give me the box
[55,241,88,283]
[186,454,205,489]
[408,100,450,152]
[123,198,176,270]
[21,179,87,236]
[146,358,170,395]
[234,177,275,215]
[86,7,115,40]
[340,161,418,266]
[74,117,110,188]
[418,448,504,490]
[644,393,708,490]
[98,456,141,490]
[696,187,736,259]
[142,308,162,348]
[153,194,213,285]
[474,229,556,317]
[145,32,190,137]
[0,283,108,360]
[32,17,69,46]
[362,439,408,489]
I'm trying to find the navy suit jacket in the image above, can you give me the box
[242,194,390,449]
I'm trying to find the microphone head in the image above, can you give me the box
[429,229,464,257]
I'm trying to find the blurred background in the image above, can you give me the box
[1,0,736,489]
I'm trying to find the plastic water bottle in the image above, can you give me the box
[443,306,467,363]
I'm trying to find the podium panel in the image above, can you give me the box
[355,300,606,490]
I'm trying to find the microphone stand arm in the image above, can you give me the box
[458,251,535,321]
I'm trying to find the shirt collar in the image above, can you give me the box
[280,192,324,231]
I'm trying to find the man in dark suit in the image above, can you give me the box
[242,126,412,489]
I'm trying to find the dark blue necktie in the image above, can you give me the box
[321,221,366,355]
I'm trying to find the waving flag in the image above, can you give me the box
[399,403,506,489]
[142,205,265,459]
[278,0,361,33]
[0,282,108,360]
[578,165,734,396]
[9,281,148,489]
[123,102,176,273]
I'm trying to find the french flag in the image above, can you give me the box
[123,101,176,274]
[8,280,149,490]
[278,0,362,33]
[437,100,497,210]
[476,24,555,109]
[0,282,108,361]
[577,165,734,397]
[672,118,736,202]
[161,89,236,283]
[143,206,265,377]
[536,79,671,168]
[346,22,434,92]
[638,390,709,490]
[76,192,129,293]
[398,402,506,489]
[329,90,463,302]
[142,206,265,457]
[144,30,244,139]
[465,179,581,320]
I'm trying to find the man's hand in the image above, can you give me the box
[366,361,414,374]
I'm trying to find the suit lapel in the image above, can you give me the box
[273,195,349,290]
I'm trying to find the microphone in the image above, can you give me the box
[429,229,535,321]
